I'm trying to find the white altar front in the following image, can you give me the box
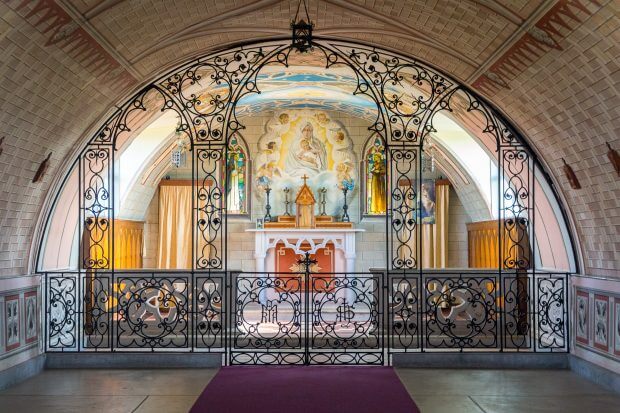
[246,228,364,273]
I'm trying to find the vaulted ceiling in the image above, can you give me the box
[0,0,617,276]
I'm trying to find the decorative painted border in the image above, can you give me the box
[472,0,602,94]
[24,291,37,344]
[593,294,610,352]
[4,295,20,352]
[9,0,136,91]
[614,300,620,357]
[576,289,589,345]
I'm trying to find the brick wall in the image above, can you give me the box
[0,0,617,281]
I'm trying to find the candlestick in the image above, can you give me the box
[341,186,350,222]
[264,186,272,222]
[283,187,291,216]
[319,187,327,216]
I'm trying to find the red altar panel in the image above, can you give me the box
[275,242,334,291]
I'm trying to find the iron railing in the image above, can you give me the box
[42,270,568,364]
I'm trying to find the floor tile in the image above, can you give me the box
[1,369,218,396]
[471,395,620,413]
[394,368,612,397]
[412,395,484,413]
[0,395,145,413]
[134,395,199,413]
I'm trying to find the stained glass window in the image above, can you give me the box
[225,135,248,214]
[365,136,387,215]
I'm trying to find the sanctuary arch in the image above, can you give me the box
[36,37,575,364]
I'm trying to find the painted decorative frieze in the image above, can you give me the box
[576,289,589,345]
[5,295,20,351]
[593,294,609,351]
[24,291,37,344]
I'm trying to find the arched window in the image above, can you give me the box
[364,135,387,215]
[225,133,249,215]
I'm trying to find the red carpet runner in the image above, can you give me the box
[190,366,420,413]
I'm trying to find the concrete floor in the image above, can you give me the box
[0,368,618,413]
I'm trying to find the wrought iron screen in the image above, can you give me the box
[38,38,574,364]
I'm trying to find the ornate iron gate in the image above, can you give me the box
[230,256,383,365]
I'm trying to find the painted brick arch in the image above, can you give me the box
[0,0,617,278]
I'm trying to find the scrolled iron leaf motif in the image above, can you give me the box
[390,148,418,269]
[195,276,224,349]
[159,46,278,143]
[232,274,302,352]
[390,276,419,350]
[48,276,77,349]
[502,276,531,349]
[196,148,224,269]
[82,147,111,269]
[424,275,498,349]
[335,44,452,144]
[536,276,567,350]
[82,275,111,349]
[116,275,189,349]
[502,148,531,269]
[310,275,380,354]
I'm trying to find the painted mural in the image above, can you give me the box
[255,111,357,216]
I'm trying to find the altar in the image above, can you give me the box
[246,228,364,274]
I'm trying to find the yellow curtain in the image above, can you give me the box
[83,219,143,269]
[114,220,144,269]
[421,181,449,268]
[466,220,530,268]
[158,185,192,269]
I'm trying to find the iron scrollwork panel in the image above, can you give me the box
[500,147,532,270]
[389,274,420,351]
[389,147,419,270]
[195,147,224,270]
[195,275,225,350]
[309,274,381,364]
[535,275,567,351]
[233,273,302,351]
[82,273,111,350]
[80,146,113,270]
[330,42,453,146]
[502,274,532,350]
[116,274,189,349]
[47,274,78,350]
[158,46,279,143]
[424,274,498,349]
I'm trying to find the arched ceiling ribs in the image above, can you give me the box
[81,0,124,20]
[128,0,283,65]
[322,0,485,65]
[129,28,288,64]
[316,28,479,70]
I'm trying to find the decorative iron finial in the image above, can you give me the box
[291,0,313,52]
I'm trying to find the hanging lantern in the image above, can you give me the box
[171,134,188,168]
[291,0,313,52]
